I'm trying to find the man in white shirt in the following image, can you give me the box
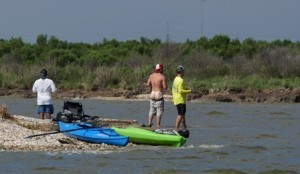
[32,69,57,119]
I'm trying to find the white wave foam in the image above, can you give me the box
[199,144,224,149]
[183,144,224,149]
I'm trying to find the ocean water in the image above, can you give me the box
[1,97,300,174]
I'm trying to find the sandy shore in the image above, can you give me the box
[0,109,137,152]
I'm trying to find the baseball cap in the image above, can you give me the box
[154,64,163,71]
[176,65,184,72]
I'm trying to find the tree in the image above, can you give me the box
[208,35,231,59]
[36,34,48,47]
[48,36,59,49]
[241,38,257,59]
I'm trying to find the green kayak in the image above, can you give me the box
[112,127,186,147]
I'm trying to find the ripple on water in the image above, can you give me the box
[258,169,298,174]
[207,111,227,116]
[34,166,66,172]
[202,168,248,174]
[254,134,280,139]
[181,155,201,160]
[237,145,268,153]
[152,168,193,174]
[269,112,290,116]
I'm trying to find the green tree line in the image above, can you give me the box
[1,34,300,93]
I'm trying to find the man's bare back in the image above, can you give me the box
[147,72,167,100]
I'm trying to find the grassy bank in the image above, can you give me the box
[1,35,300,94]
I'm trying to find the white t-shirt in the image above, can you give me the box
[32,78,57,105]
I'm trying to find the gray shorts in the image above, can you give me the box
[149,98,164,117]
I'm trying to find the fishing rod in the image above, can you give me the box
[25,123,109,139]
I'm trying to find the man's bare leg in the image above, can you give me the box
[46,113,51,119]
[40,112,45,119]
[181,115,187,129]
[175,115,183,131]
[148,114,154,127]
[156,115,161,128]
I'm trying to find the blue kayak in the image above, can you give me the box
[58,121,129,147]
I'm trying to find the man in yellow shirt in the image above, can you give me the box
[172,65,191,131]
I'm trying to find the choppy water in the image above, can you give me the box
[1,97,300,174]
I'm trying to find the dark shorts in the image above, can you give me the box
[176,104,186,116]
[37,105,54,114]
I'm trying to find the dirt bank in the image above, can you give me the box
[1,87,300,103]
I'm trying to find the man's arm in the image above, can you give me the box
[162,76,167,90]
[50,80,57,93]
[178,79,191,94]
[147,75,152,87]
[32,81,37,93]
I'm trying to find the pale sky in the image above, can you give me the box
[0,0,299,43]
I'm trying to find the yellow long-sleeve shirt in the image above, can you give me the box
[172,76,191,105]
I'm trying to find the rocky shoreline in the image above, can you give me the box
[1,88,300,103]
[0,106,139,152]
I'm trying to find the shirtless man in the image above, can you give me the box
[147,64,168,128]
